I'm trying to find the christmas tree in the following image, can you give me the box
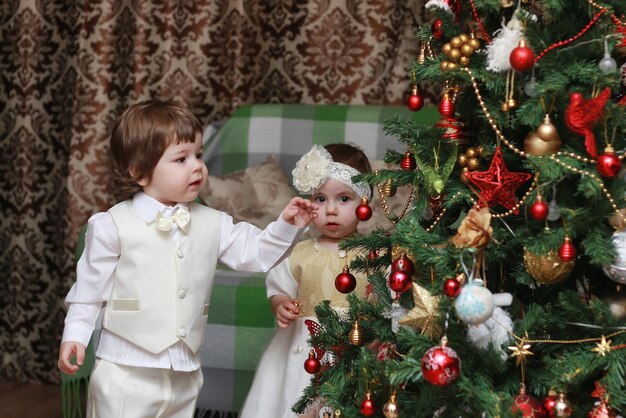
[295,1,626,417]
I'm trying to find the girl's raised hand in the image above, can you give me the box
[281,197,318,228]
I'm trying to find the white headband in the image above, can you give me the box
[292,145,372,200]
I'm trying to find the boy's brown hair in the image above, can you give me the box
[110,99,203,201]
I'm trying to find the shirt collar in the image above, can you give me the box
[132,192,189,224]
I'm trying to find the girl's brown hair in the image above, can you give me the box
[109,99,203,201]
[324,143,371,174]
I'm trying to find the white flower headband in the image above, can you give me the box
[292,145,372,200]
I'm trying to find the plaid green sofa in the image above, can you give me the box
[61,104,439,418]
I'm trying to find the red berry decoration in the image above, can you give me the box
[401,151,417,171]
[530,194,549,221]
[356,197,373,221]
[443,277,461,297]
[510,39,536,72]
[431,19,444,40]
[596,146,621,178]
[360,392,376,416]
[407,85,424,112]
[388,269,412,293]
[304,349,321,374]
[391,253,415,276]
[421,338,461,386]
[335,266,357,293]
[558,236,576,262]
[512,387,547,418]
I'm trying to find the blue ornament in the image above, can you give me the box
[454,279,494,325]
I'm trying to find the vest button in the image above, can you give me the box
[177,328,187,337]
[178,290,187,299]
[177,250,184,258]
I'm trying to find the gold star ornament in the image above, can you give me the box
[508,337,533,366]
[399,283,441,339]
[592,336,612,357]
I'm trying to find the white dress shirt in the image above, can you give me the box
[62,192,303,371]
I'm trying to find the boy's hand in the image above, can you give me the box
[58,341,87,375]
[281,197,318,227]
[271,294,300,328]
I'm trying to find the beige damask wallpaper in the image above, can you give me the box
[0,0,431,383]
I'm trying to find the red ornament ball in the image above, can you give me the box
[530,197,549,221]
[510,40,536,72]
[558,237,576,262]
[512,390,546,418]
[596,149,621,178]
[388,269,413,293]
[360,393,376,416]
[356,201,373,221]
[335,267,357,293]
[303,351,320,374]
[421,344,461,386]
[540,391,558,417]
[443,277,461,297]
[407,93,424,112]
[431,19,444,40]
[391,253,415,276]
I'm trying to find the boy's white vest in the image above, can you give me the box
[103,200,220,354]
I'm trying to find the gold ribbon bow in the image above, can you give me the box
[155,208,190,233]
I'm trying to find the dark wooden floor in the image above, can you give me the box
[0,381,64,418]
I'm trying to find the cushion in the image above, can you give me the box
[357,159,415,234]
[199,155,296,228]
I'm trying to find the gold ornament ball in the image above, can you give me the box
[506,98,517,109]
[457,154,468,167]
[383,394,399,418]
[441,43,452,55]
[500,102,510,112]
[458,33,469,43]
[523,249,574,285]
[536,117,559,141]
[450,36,463,48]
[459,56,470,67]
[460,43,474,57]
[465,147,477,158]
[554,393,572,417]
[447,48,461,62]
[446,62,458,71]
[477,145,488,158]
[466,157,480,171]
[468,37,481,50]
[440,60,450,71]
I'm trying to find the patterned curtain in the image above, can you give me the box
[0,0,430,383]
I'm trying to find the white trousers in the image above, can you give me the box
[87,359,203,418]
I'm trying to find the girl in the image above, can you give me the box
[58,99,316,418]
[240,143,372,418]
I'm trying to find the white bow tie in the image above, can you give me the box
[155,208,190,233]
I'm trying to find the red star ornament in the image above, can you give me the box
[464,147,532,214]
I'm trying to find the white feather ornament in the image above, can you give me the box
[466,292,513,360]
[486,15,523,73]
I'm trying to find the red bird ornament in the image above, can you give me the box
[564,87,611,158]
